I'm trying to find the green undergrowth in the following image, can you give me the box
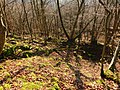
[1,42,32,58]
[104,70,120,84]
[0,41,57,59]
[49,77,61,90]
[21,82,41,90]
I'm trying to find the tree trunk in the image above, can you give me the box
[108,40,120,72]
[0,14,6,54]
[21,0,33,41]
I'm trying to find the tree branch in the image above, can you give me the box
[108,40,120,70]
[98,0,111,13]
[74,16,95,40]
[70,0,84,39]
[56,0,70,40]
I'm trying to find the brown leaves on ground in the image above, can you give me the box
[0,52,119,90]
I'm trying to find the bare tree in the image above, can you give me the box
[21,0,33,41]
[99,0,120,78]
[56,0,95,45]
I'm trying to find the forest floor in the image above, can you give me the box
[0,35,120,90]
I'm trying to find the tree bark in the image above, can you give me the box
[0,17,6,54]
[0,2,6,54]
[56,0,70,40]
